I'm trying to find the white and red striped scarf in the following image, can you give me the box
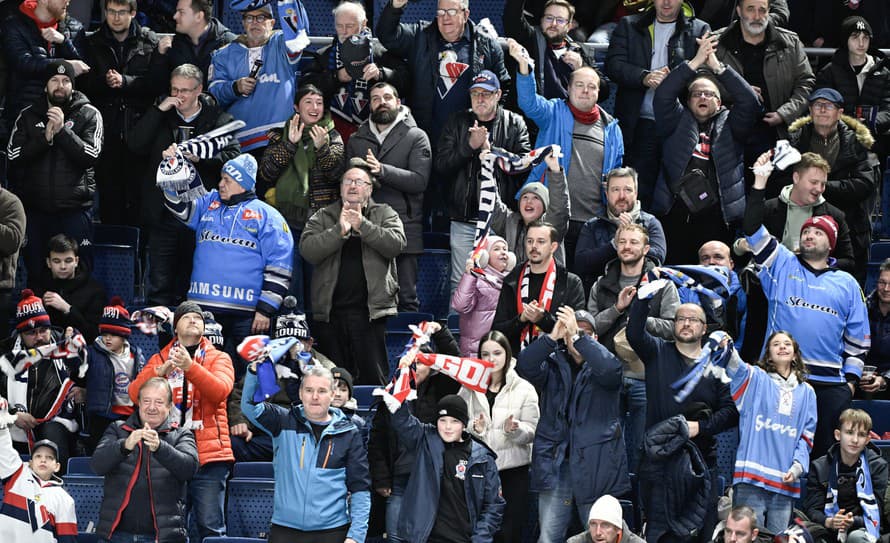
[517,258,557,350]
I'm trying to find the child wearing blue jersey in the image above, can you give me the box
[726,331,817,534]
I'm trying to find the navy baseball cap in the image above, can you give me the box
[470,70,500,92]
[808,88,844,107]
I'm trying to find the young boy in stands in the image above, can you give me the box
[0,396,77,542]
[331,367,366,435]
[804,409,888,543]
[34,234,106,342]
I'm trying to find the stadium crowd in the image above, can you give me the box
[1,0,890,542]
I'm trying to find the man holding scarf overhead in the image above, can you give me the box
[209,0,309,153]
[492,220,584,355]
[302,0,409,143]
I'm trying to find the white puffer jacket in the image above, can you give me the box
[458,363,540,471]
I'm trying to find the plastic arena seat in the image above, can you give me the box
[417,250,452,319]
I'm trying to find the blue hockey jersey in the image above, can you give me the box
[180,191,293,316]
[746,225,870,384]
[727,354,817,497]
[209,31,302,151]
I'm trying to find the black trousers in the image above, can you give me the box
[269,523,348,543]
[495,464,531,543]
[625,118,661,211]
[397,253,419,312]
[812,381,853,459]
[147,218,195,306]
[312,308,388,385]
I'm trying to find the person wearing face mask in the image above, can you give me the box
[459,330,539,543]
[452,237,517,357]
[717,331,816,534]
[259,84,345,311]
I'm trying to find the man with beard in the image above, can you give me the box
[492,220,585,355]
[586,223,679,471]
[575,166,667,291]
[302,0,409,143]
[346,82,431,311]
[503,0,593,105]
[0,290,88,473]
[437,70,530,292]
[626,288,738,542]
[7,60,102,278]
[2,0,89,139]
[714,0,814,164]
[744,150,870,458]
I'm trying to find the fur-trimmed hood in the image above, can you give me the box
[787,114,875,149]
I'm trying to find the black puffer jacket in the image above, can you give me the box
[6,90,102,213]
[787,114,878,267]
[166,18,236,85]
[79,20,167,143]
[816,48,890,137]
[638,415,712,539]
[1,11,83,126]
[435,106,530,222]
[91,412,198,542]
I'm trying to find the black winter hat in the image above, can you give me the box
[173,301,204,328]
[841,16,872,42]
[436,394,469,427]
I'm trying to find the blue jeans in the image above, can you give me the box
[449,221,476,294]
[536,460,592,543]
[188,461,231,541]
[621,377,647,471]
[386,474,410,543]
[733,483,793,534]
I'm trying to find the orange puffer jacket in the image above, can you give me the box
[129,337,234,465]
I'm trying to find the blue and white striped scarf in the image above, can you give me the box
[825,451,881,542]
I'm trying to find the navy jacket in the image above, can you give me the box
[91,413,198,542]
[626,294,739,464]
[375,1,510,137]
[516,334,630,504]
[653,62,759,225]
[604,4,709,145]
[166,18,235,86]
[392,403,505,543]
[1,12,84,127]
[867,291,890,374]
[85,339,147,420]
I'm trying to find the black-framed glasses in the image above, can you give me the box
[542,15,569,26]
[676,316,705,325]
[690,90,719,99]
[243,14,270,23]
[342,178,372,187]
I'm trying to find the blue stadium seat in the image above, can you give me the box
[232,461,274,479]
[715,427,739,490]
[63,474,104,533]
[67,456,96,475]
[385,330,414,375]
[870,241,890,263]
[226,477,275,538]
[129,326,161,360]
[92,244,137,306]
[423,231,450,250]
[417,250,452,319]
[353,384,378,411]
[853,399,890,434]
[447,312,460,333]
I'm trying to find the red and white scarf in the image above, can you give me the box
[165,341,207,431]
[516,258,557,349]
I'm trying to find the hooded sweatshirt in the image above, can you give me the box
[778,183,825,252]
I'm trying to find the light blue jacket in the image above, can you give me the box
[242,371,371,541]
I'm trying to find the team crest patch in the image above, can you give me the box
[159,154,184,176]
[454,459,468,480]
[437,49,469,99]
[242,209,262,221]
[208,200,221,210]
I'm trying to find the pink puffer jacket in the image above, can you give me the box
[450,266,509,357]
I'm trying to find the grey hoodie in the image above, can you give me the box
[778,183,824,252]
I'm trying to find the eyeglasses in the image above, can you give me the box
[690,90,719,99]
[676,316,705,325]
[436,8,464,17]
[542,15,569,26]
[242,14,270,23]
[470,90,495,99]
[878,281,890,289]
[811,101,839,111]
[107,8,133,18]
[342,178,372,187]
[171,85,199,95]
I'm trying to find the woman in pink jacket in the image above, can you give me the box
[450,236,516,357]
